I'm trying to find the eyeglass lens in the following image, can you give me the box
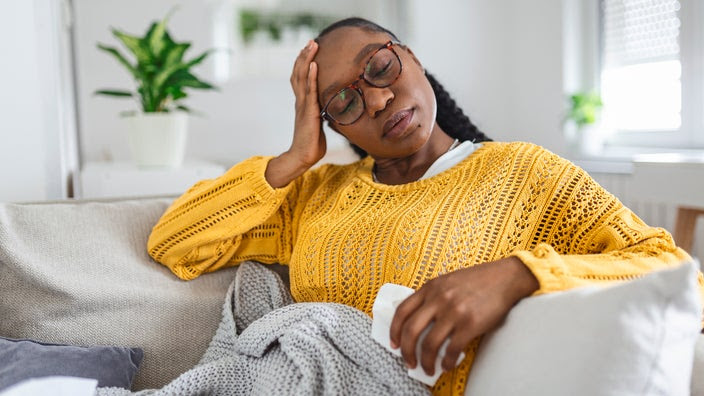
[325,47,401,125]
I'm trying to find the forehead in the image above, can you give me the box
[315,27,394,97]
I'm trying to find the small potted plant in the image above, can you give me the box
[564,91,604,156]
[95,12,217,168]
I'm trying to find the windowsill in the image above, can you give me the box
[571,146,704,175]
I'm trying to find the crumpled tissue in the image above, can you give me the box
[371,283,465,386]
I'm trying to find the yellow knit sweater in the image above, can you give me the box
[148,141,703,395]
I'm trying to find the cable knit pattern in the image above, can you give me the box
[148,141,704,395]
[96,261,428,395]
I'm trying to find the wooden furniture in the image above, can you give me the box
[674,207,704,254]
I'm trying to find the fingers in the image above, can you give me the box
[389,289,424,349]
[441,327,473,372]
[419,319,455,375]
[390,290,438,370]
[307,61,319,109]
[389,280,468,376]
[400,309,435,371]
[291,40,318,95]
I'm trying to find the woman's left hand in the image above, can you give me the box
[389,256,539,376]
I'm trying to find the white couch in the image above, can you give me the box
[0,197,702,393]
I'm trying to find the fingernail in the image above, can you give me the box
[309,62,314,71]
[306,40,313,49]
[390,340,398,349]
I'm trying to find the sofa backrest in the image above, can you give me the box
[0,197,239,390]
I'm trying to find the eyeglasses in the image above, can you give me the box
[320,41,403,126]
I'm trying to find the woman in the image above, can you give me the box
[148,17,701,395]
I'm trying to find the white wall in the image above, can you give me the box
[0,0,79,203]
[408,0,566,156]
[73,0,569,168]
[0,1,49,202]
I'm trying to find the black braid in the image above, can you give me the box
[317,17,491,158]
[425,71,492,145]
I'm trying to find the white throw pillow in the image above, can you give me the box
[464,261,702,396]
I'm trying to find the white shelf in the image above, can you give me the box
[78,160,226,199]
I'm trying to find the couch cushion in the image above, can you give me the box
[464,261,702,396]
[0,337,143,390]
[0,198,238,390]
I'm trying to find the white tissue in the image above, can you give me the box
[371,283,465,386]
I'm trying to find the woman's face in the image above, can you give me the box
[314,27,440,159]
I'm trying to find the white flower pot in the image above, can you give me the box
[565,122,608,158]
[126,112,188,168]
[577,123,607,157]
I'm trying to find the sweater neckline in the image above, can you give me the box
[356,141,496,191]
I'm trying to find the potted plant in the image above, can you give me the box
[564,91,604,156]
[95,12,217,168]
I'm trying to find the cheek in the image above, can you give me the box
[409,79,437,128]
[399,67,436,117]
[334,126,369,147]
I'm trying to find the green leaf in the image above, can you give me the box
[166,85,187,101]
[184,50,212,68]
[148,8,178,57]
[112,29,152,64]
[566,91,603,128]
[175,104,191,112]
[97,9,217,115]
[180,78,215,90]
[97,44,140,79]
[148,20,168,58]
[94,89,133,97]
[138,85,156,112]
[162,30,177,49]
[163,43,190,68]
[152,62,188,93]
[240,10,261,43]
[152,50,210,92]
[169,71,215,90]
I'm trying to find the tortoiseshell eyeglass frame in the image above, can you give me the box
[320,40,403,126]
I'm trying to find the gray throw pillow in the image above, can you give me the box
[0,337,143,390]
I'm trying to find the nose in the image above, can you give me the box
[363,85,394,118]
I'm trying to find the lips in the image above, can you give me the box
[383,109,414,138]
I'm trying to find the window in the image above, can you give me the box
[598,0,704,148]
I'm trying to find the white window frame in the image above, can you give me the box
[566,0,704,150]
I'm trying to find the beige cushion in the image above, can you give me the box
[0,198,239,390]
[465,262,703,396]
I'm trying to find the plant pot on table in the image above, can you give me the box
[126,112,188,168]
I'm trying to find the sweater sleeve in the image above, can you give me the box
[147,156,327,280]
[508,151,704,313]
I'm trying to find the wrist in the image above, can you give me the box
[265,152,311,188]
[504,256,540,300]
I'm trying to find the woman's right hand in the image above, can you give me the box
[266,40,326,188]
[289,40,326,167]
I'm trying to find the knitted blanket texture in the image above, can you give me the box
[97,261,430,396]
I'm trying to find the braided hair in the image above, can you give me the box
[316,17,492,158]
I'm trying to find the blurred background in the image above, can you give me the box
[0,0,702,257]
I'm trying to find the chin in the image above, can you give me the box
[411,120,434,148]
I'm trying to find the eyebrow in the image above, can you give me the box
[320,42,386,104]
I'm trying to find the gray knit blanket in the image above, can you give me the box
[97,261,430,396]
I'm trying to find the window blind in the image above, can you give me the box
[602,0,681,68]
[600,0,682,131]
